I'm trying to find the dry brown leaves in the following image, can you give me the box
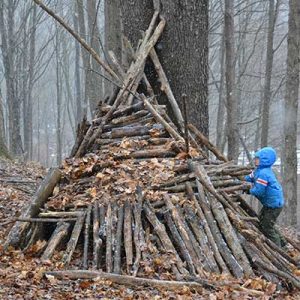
[46,147,184,210]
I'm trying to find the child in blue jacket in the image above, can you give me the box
[244,147,286,247]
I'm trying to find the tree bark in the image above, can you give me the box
[120,0,209,135]
[0,1,22,156]
[105,0,122,96]
[224,0,238,160]
[260,0,278,147]
[283,0,300,226]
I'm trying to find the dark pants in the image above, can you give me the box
[259,206,286,247]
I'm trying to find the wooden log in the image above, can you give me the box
[164,194,206,277]
[113,205,124,274]
[95,135,151,146]
[242,241,280,284]
[62,212,86,266]
[98,204,106,269]
[189,162,236,211]
[110,125,151,139]
[108,50,126,79]
[76,79,133,157]
[235,194,258,218]
[3,217,77,224]
[194,181,243,277]
[124,201,133,273]
[143,202,187,275]
[78,17,166,155]
[184,205,219,273]
[132,207,141,276]
[92,202,100,269]
[143,96,184,143]
[39,211,82,218]
[105,203,113,273]
[149,48,184,126]
[218,184,247,193]
[117,149,176,160]
[188,124,228,162]
[255,259,300,289]
[153,173,195,189]
[112,102,145,118]
[111,110,149,125]
[185,182,228,274]
[208,194,253,277]
[70,116,90,157]
[176,205,211,273]
[226,208,298,267]
[23,223,43,252]
[164,211,197,276]
[41,222,70,261]
[83,205,92,269]
[4,168,62,249]
[45,270,214,291]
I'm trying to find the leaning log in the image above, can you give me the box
[62,212,86,266]
[4,168,62,249]
[41,222,70,261]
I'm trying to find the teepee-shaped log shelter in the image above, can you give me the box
[5,0,300,290]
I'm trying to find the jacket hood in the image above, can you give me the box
[255,147,277,167]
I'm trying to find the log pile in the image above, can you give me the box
[5,3,300,290]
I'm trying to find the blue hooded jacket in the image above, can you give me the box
[245,147,284,208]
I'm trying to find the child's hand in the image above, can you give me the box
[242,181,251,194]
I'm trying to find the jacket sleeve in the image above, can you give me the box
[244,171,255,183]
[250,173,268,198]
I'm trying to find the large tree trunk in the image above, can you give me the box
[120,0,209,136]
[283,0,300,226]
[224,0,238,161]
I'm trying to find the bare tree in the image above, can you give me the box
[283,0,300,226]
[0,1,23,156]
[224,0,238,160]
[260,0,280,147]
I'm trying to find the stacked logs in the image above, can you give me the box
[5,3,300,290]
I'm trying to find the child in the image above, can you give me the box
[244,147,286,248]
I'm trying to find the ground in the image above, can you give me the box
[0,158,300,299]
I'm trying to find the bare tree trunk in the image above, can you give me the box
[76,0,89,117]
[283,0,300,226]
[216,30,226,150]
[73,4,82,125]
[260,0,279,147]
[224,0,238,160]
[0,90,10,158]
[55,26,62,165]
[24,4,37,161]
[0,0,22,156]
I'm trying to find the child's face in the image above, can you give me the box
[254,158,260,166]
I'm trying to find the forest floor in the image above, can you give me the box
[0,158,300,299]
